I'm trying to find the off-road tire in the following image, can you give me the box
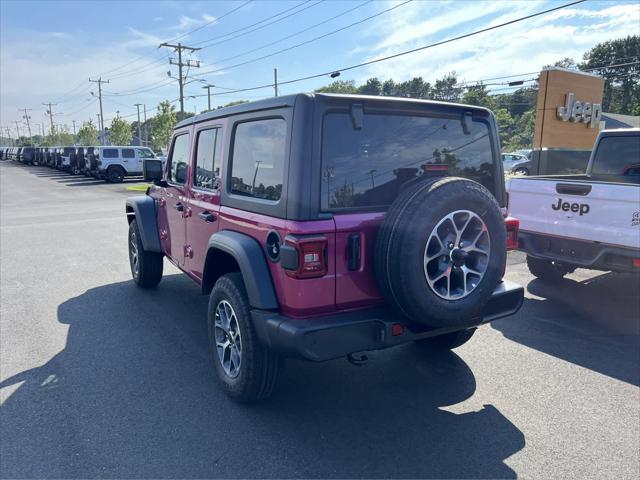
[526,255,572,282]
[415,328,476,351]
[128,219,163,288]
[107,166,125,183]
[208,273,281,403]
[375,177,506,329]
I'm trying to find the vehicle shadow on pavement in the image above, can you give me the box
[493,272,640,386]
[0,275,524,479]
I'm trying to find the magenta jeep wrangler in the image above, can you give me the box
[126,94,523,402]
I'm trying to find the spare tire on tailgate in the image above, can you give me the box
[375,177,505,329]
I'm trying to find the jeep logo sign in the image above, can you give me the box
[552,198,590,216]
[556,92,602,128]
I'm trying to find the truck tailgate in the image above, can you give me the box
[508,178,640,249]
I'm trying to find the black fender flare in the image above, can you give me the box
[125,196,162,253]
[203,231,278,310]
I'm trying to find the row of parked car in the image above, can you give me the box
[0,145,160,182]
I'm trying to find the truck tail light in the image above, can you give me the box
[284,235,328,279]
[633,259,640,268]
[97,160,102,166]
[505,217,519,251]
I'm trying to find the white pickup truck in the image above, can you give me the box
[508,128,640,281]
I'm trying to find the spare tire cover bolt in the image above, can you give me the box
[448,242,454,249]
[459,241,464,248]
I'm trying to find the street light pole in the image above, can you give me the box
[20,108,33,140]
[134,103,142,145]
[274,68,279,97]
[202,84,214,111]
[89,77,109,143]
[143,104,148,147]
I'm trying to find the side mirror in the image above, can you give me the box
[143,159,164,185]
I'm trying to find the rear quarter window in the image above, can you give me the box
[230,118,286,201]
[102,148,118,158]
[321,112,496,210]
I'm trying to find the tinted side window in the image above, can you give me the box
[122,148,135,158]
[194,128,221,190]
[103,148,118,158]
[592,136,640,176]
[169,134,190,184]
[136,148,155,159]
[230,118,285,201]
[321,113,495,210]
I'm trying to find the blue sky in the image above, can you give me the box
[1,0,638,135]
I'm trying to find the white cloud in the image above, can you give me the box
[357,1,640,87]
[172,13,216,31]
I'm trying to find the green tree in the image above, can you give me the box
[76,120,99,146]
[216,100,249,109]
[358,77,383,96]
[151,101,177,150]
[109,116,132,145]
[462,84,496,110]
[431,72,463,102]
[58,127,74,146]
[580,35,640,114]
[315,80,357,94]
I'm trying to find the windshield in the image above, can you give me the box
[321,112,496,210]
[591,135,640,177]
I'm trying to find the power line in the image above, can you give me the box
[90,2,252,83]
[193,0,321,48]
[165,0,254,44]
[212,0,373,64]
[194,0,412,77]
[196,0,587,95]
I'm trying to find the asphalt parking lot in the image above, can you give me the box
[1,160,639,479]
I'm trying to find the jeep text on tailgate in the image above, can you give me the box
[125,94,523,402]
[508,128,640,281]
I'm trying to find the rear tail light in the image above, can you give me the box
[284,235,328,279]
[505,217,519,251]
[633,259,640,268]
[97,160,102,166]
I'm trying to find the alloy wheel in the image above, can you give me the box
[423,210,491,300]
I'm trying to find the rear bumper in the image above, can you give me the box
[519,231,640,273]
[251,280,523,361]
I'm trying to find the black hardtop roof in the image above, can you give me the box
[174,93,493,129]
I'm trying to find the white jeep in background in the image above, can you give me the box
[91,146,158,183]
[508,128,640,280]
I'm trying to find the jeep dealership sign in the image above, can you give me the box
[533,68,605,151]
[556,92,602,128]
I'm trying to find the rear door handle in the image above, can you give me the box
[173,202,184,212]
[198,211,216,223]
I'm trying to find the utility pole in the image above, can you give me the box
[133,103,143,145]
[202,84,214,111]
[89,77,109,144]
[143,104,148,147]
[42,102,57,136]
[20,108,33,140]
[159,42,200,121]
[274,68,279,97]
[96,113,101,143]
[14,120,22,140]
[72,120,77,136]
